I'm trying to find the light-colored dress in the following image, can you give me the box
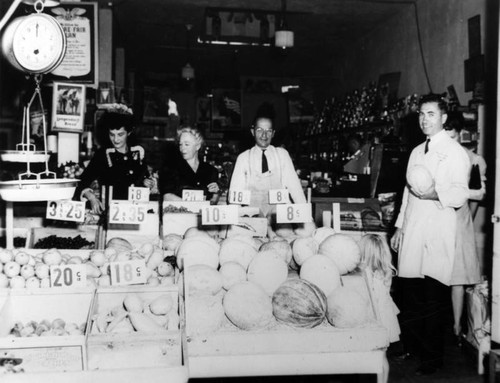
[450,149,486,285]
[364,269,401,343]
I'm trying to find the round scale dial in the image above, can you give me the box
[10,13,66,74]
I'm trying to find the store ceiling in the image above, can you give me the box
[100,0,415,51]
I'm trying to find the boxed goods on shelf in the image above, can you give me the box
[86,285,182,370]
[0,288,94,372]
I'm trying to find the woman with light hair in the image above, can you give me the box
[159,127,220,204]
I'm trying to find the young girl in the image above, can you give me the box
[359,233,401,383]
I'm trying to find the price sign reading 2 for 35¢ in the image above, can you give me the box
[276,203,313,224]
[128,186,150,203]
[109,202,146,224]
[269,189,290,204]
[46,200,85,222]
[228,189,251,205]
[202,205,239,225]
[50,264,87,288]
[110,259,147,286]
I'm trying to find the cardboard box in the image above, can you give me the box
[0,288,94,372]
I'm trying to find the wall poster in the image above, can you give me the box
[46,2,99,87]
[51,82,86,133]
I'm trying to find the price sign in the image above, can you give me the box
[182,189,205,202]
[202,205,238,225]
[109,202,146,224]
[276,203,313,224]
[128,186,150,203]
[46,200,85,222]
[50,264,86,288]
[110,259,147,286]
[228,189,251,205]
[269,189,290,204]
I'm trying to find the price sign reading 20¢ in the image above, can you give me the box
[276,203,313,224]
[202,205,239,225]
[110,260,147,286]
[46,200,85,222]
[50,264,87,288]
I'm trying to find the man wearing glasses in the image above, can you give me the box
[230,114,313,236]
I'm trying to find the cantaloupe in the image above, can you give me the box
[223,281,274,330]
[259,240,292,264]
[186,294,225,336]
[247,251,288,296]
[185,264,223,296]
[407,164,433,194]
[176,236,219,270]
[299,254,341,296]
[292,237,318,266]
[326,286,371,328]
[219,237,258,270]
[219,261,247,290]
[318,233,361,275]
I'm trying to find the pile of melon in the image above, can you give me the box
[175,228,374,335]
[0,237,174,289]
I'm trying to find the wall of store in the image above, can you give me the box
[338,0,488,103]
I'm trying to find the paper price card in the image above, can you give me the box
[110,259,147,286]
[182,189,205,202]
[202,205,239,225]
[269,189,290,204]
[128,186,150,203]
[46,200,85,222]
[50,264,87,288]
[228,189,251,205]
[109,202,146,224]
[276,203,313,224]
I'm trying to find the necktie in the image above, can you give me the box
[424,138,430,154]
[262,150,269,173]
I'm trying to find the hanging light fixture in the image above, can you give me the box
[275,0,294,49]
[182,24,195,80]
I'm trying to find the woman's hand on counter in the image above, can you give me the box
[83,190,104,215]
[207,182,220,194]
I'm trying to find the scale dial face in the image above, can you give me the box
[12,13,66,74]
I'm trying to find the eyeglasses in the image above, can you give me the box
[254,128,274,135]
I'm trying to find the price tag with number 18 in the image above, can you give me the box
[228,189,251,205]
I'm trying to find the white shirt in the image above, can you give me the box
[229,145,306,204]
[395,129,470,285]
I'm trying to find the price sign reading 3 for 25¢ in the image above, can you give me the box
[276,203,313,224]
[46,200,85,222]
[109,202,146,224]
[202,205,239,225]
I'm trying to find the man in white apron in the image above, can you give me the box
[390,94,470,375]
[229,115,313,236]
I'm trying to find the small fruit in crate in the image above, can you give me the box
[10,319,85,337]
[57,161,84,179]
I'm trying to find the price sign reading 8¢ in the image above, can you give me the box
[268,189,290,204]
[202,205,239,225]
[110,259,147,286]
[228,189,251,205]
[128,186,150,203]
[276,203,313,224]
[46,200,85,222]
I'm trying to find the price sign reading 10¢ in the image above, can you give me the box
[276,203,313,224]
[182,189,205,202]
[110,259,147,286]
[46,200,85,222]
[268,189,290,204]
[109,202,146,224]
[202,205,239,225]
[228,189,251,205]
[50,264,87,288]
[128,186,150,203]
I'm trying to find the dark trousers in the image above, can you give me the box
[398,276,451,368]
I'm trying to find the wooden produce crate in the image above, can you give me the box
[86,285,182,370]
[0,288,94,372]
[162,213,200,236]
[184,272,389,381]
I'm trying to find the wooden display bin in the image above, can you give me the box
[162,213,199,236]
[86,285,182,370]
[184,272,389,381]
[0,288,94,372]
